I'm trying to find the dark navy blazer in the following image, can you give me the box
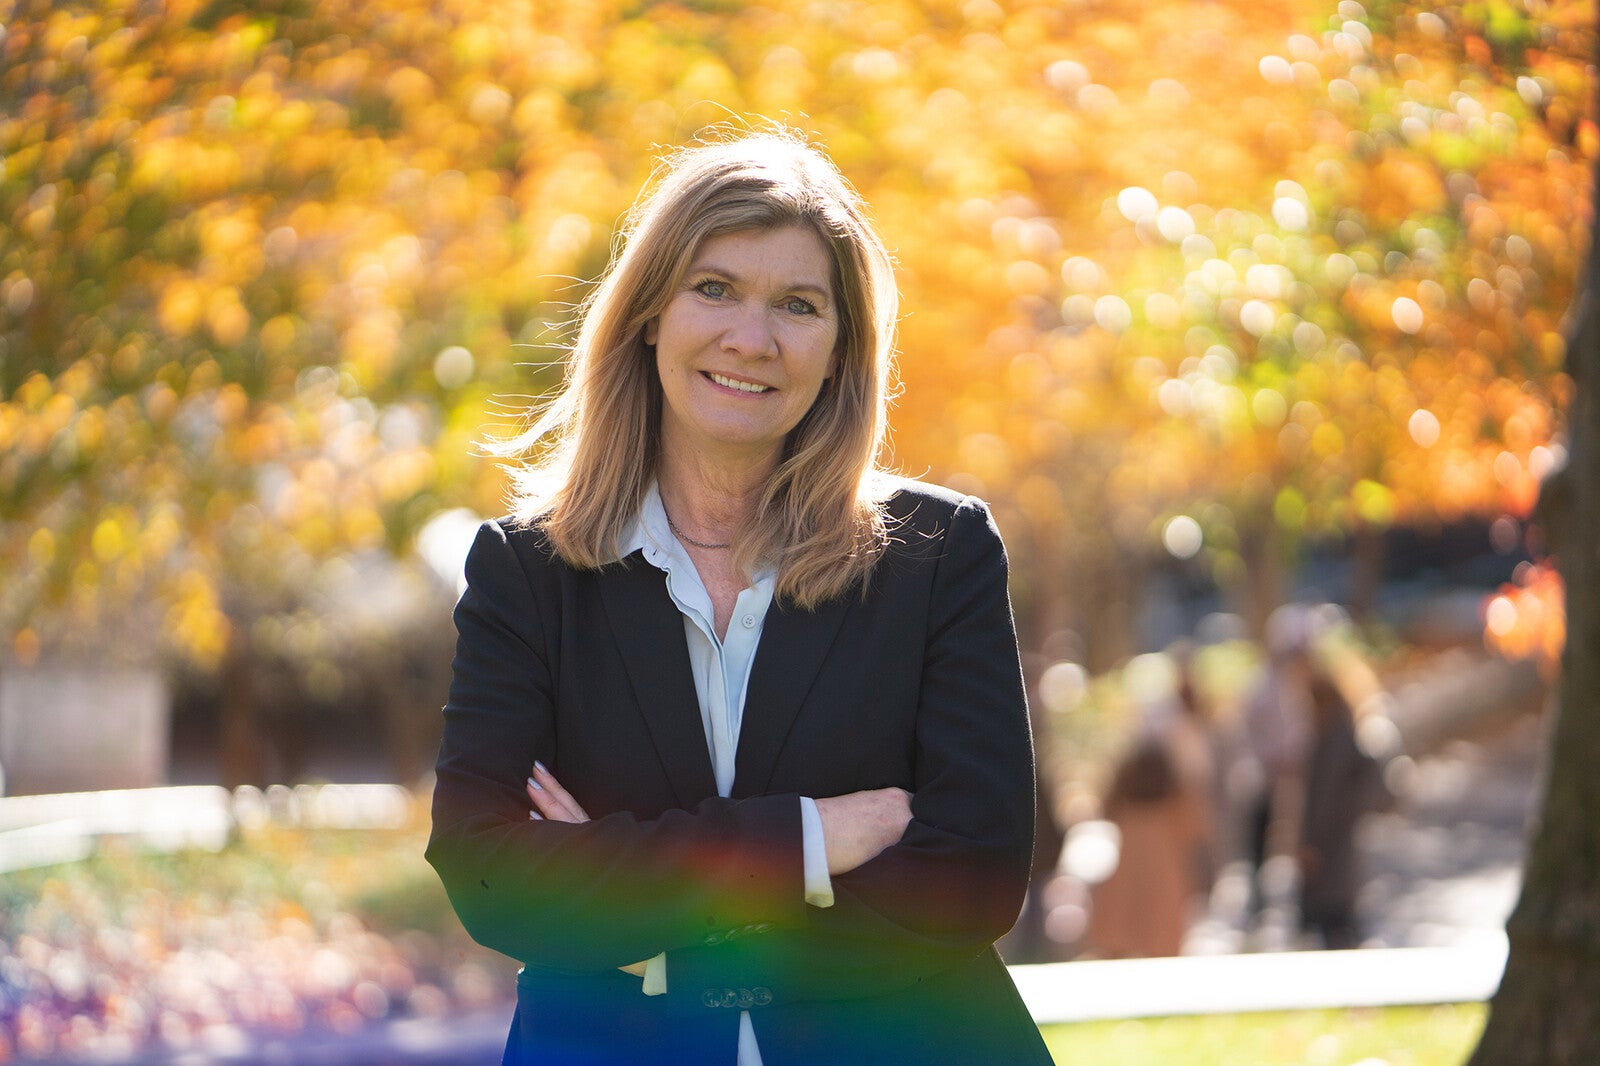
[426,481,1051,1065]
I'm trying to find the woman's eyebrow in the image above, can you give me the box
[690,262,832,300]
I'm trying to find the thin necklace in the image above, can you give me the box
[665,511,732,550]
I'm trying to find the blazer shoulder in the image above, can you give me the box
[872,477,1006,581]
[474,515,648,591]
[490,513,555,551]
[464,514,573,585]
[878,476,993,537]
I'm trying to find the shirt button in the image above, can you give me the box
[741,614,756,629]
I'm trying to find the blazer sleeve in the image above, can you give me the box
[424,520,809,972]
[658,496,1037,1008]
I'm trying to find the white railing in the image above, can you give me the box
[0,782,412,874]
[1010,935,1507,1021]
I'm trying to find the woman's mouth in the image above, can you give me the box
[707,372,772,394]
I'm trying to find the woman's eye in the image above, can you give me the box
[695,280,728,299]
[783,297,818,316]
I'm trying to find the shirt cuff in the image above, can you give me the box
[641,952,667,996]
[799,796,835,908]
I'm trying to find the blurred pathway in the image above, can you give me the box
[1013,705,1545,1025]
[1186,706,1544,957]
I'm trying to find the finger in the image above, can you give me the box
[534,758,592,816]
[528,771,585,819]
[532,760,591,821]
[526,778,577,822]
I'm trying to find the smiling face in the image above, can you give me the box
[647,224,841,473]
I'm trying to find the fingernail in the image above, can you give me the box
[534,759,548,775]
[529,809,543,820]
[527,776,544,791]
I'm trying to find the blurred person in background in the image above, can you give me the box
[1161,646,1222,894]
[1083,731,1211,959]
[1298,668,1389,950]
[1083,649,1217,960]
[425,128,1050,1065]
[1235,605,1315,921]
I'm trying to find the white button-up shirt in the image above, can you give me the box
[620,484,833,1065]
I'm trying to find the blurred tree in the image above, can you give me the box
[1466,103,1599,1065]
[847,0,1591,665]
[994,0,1592,644]
[0,0,592,780]
[0,0,1590,791]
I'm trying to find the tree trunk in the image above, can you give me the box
[218,625,267,787]
[1465,135,1600,1064]
[1237,514,1288,641]
[1347,522,1386,626]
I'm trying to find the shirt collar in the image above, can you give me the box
[619,482,776,587]
[620,482,682,569]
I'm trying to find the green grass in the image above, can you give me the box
[1041,1004,1486,1066]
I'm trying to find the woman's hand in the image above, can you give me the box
[526,760,590,823]
[526,762,652,977]
[815,787,913,876]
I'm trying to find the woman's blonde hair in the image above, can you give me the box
[498,127,899,607]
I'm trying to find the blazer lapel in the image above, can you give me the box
[596,556,719,808]
[732,594,852,798]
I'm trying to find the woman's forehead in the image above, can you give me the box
[684,225,838,289]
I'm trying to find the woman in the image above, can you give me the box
[426,128,1049,1065]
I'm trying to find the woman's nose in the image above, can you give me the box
[720,303,777,358]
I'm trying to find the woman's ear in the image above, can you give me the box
[643,318,659,346]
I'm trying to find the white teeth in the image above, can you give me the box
[709,373,770,393]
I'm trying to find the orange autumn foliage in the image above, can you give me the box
[0,0,1592,666]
